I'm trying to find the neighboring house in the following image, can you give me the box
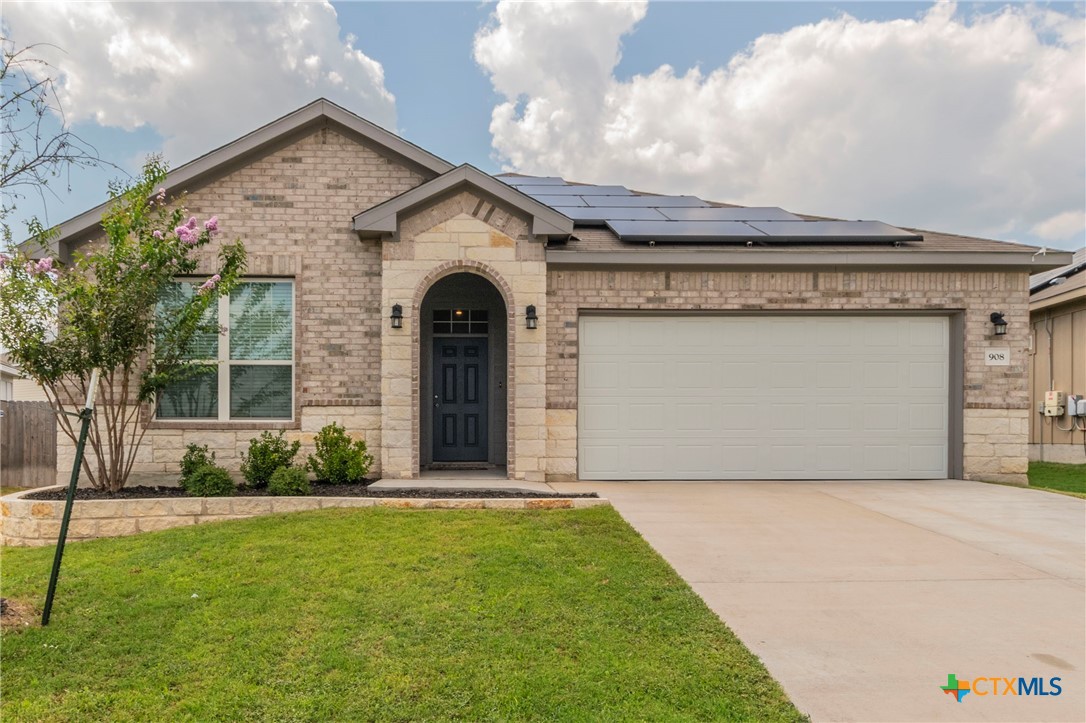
[1029,247,1086,463]
[0,355,48,402]
[0,357,17,401]
[32,99,1071,486]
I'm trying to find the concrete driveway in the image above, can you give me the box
[554,479,1085,722]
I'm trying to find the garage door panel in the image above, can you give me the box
[910,403,946,432]
[578,315,949,480]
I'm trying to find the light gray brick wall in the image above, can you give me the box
[57,127,426,482]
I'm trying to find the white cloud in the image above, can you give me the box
[474,2,1086,249]
[3,0,396,164]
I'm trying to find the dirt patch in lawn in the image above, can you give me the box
[1,597,38,632]
[23,484,598,501]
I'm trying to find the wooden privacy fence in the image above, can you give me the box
[1,401,57,488]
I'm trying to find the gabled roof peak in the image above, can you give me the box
[28,99,455,255]
[353,164,573,239]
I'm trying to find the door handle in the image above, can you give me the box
[434,394,440,408]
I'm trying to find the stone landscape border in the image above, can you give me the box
[0,488,610,547]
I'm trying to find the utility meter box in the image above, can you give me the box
[1044,391,1066,417]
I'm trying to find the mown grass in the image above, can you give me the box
[1028,461,1086,498]
[1,506,804,722]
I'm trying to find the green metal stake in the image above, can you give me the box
[42,369,98,626]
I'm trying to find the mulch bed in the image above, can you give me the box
[22,484,598,501]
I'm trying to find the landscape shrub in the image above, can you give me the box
[241,431,300,487]
[307,423,373,484]
[268,466,311,496]
[178,444,215,491]
[185,465,236,497]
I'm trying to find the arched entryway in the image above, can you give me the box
[418,272,509,472]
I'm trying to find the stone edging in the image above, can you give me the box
[0,488,610,547]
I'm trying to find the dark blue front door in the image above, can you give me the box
[433,338,488,462]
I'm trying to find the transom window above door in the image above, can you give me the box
[433,309,488,335]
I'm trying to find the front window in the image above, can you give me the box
[157,280,294,421]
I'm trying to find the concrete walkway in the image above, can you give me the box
[553,479,1085,722]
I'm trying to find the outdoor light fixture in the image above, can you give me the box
[525,305,538,330]
[990,311,1008,336]
[390,304,403,329]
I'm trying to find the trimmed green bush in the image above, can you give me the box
[185,465,236,497]
[268,466,311,496]
[307,422,373,484]
[241,431,301,487]
[178,444,216,491]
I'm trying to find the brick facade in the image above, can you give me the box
[545,269,1031,484]
[49,119,1035,488]
[59,127,426,482]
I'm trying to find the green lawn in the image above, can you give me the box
[1,507,803,722]
[1028,461,1086,498]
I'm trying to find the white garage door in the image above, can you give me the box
[578,315,949,480]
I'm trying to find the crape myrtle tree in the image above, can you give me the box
[0,158,246,491]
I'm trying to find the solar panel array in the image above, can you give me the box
[499,175,923,244]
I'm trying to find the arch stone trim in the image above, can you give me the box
[411,261,516,479]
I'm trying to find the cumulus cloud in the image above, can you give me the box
[3,1,396,163]
[474,2,1085,249]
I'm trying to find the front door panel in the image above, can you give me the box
[433,338,488,462]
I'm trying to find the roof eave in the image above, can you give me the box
[545,249,1075,270]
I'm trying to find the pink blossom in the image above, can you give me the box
[23,257,54,275]
[203,216,219,234]
[175,226,198,244]
[140,263,149,271]
[0,252,10,269]
[197,274,221,294]
[152,230,164,239]
[185,216,198,230]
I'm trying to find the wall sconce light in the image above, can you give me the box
[390,304,403,329]
[990,311,1007,336]
[525,305,538,330]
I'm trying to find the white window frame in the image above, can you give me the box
[156,277,295,423]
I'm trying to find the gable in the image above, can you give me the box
[352,165,573,240]
[32,99,453,257]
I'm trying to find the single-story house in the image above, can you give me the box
[37,99,1071,485]
[1028,247,1086,463]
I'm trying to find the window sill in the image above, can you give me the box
[147,419,300,431]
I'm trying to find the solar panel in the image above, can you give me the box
[563,207,670,223]
[607,220,767,241]
[499,176,568,186]
[659,206,803,222]
[519,185,632,196]
[531,195,588,207]
[582,195,710,208]
[746,221,922,241]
